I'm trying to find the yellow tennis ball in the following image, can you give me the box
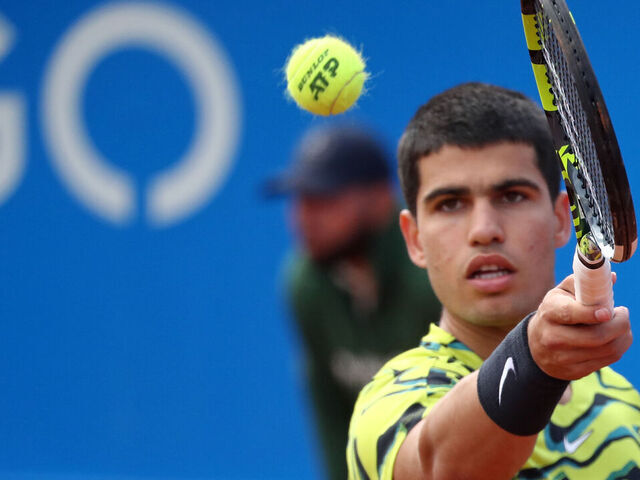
[285,35,368,116]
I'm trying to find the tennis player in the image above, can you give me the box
[346,83,640,479]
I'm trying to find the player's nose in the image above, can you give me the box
[467,200,505,246]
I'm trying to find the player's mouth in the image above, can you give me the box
[466,255,516,292]
[469,265,512,279]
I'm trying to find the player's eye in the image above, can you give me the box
[501,191,526,204]
[435,198,464,212]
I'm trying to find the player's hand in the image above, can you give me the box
[527,274,632,381]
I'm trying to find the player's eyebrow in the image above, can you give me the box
[493,178,542,193]
[422,178,542,205]
[422,186,469,205]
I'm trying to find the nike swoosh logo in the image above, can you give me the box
[564,429,593,454]
[498,357,516,406]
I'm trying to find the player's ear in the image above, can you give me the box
[399,209,427,269]
[553,191,572,247]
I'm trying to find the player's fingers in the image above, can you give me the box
[585,329,633,362]
[537,329,633,380]
[556,275,575,296]
[542,308,629,349]
[537,290,609,326]
[565,332,633,377]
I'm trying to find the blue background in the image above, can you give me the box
[1,1,639,478]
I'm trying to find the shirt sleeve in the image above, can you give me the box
[347,349,469,480]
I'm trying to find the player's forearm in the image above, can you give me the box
[416,372,537,479]
[396,317,563,479]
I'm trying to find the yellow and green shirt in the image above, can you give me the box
[347,324,640,479]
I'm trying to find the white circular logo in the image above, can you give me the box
[0,14,26,208]
[41,2,241,226]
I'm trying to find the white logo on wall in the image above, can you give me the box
[0,14,26,207]
[40,2,241,227]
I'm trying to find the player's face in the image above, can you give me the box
[400,142,570,328]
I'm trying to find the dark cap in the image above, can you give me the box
[264,125,391,196]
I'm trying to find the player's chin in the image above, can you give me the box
[470,295,535,327]
[466,311,520,329]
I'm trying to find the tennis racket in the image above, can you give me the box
[520,0,637,309]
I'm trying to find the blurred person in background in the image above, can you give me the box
[265,124,441,480]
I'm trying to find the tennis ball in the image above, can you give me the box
[285,35,368,116]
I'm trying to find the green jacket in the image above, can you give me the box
[285,215,441,480]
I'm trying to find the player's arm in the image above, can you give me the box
[393,370,537,480]
[394,275,632,480]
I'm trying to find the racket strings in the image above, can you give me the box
[534,6,615,251]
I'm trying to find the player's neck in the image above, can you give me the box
[438,312,514,360]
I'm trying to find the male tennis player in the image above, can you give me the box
[347,83,640,479]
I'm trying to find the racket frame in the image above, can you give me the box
[521,0,637,264]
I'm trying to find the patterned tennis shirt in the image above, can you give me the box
[347,323,640,479]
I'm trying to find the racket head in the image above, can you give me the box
[521,0,637,263]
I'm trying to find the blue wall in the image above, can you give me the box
[1,1,639,478]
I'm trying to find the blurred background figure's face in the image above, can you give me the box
[291,187,373,264]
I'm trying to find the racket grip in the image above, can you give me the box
[572,247,613,311]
